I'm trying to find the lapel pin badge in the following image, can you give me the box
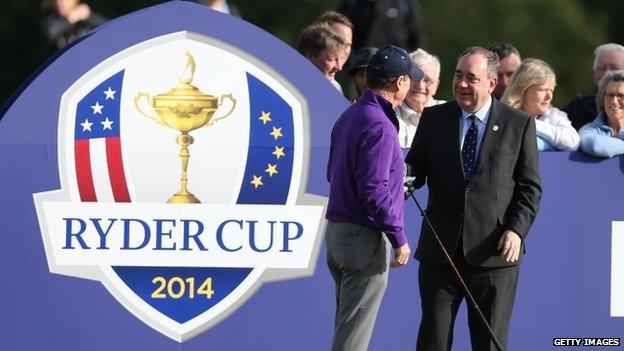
[493,125,499,131]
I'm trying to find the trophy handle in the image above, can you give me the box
[206,93,237,126]
[134,92,161,124]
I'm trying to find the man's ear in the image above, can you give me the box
[489,76,499,94]
[394,76,405,92]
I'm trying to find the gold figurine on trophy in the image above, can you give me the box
[135,52,236,203]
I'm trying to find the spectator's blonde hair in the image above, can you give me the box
[501,58,556,109]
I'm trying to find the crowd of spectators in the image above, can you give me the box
[296,6,624,159]
[38,1,624,159]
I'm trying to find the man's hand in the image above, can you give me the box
[404,176,416,200]
[390,243,411,268]
[497,229,522,263]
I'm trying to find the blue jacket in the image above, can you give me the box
[579,115,624,158]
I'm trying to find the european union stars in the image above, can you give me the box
[80,87,117,133]
[250,111,285,189]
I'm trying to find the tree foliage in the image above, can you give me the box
[0,0,619,109]
[418,0,608,106]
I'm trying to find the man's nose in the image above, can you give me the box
[335,58,343,71]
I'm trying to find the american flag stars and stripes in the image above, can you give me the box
[73,70,130,203]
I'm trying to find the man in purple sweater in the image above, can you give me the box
[325,46,421,351]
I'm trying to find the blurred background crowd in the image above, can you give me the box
[0,0,623,156]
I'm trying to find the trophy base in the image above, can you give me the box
[167,193,201,204]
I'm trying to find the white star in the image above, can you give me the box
[101,117,114,130]
[103,87,116,100]
[91,101,103,114]
[81,118,93,132]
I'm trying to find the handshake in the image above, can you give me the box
[384,177,418,269]
[390,176,416,269]
[404,176,416,200]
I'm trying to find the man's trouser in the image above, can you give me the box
[326,220,390,351]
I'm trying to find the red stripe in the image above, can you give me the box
[106,136,131,202]
[75,139,97,202]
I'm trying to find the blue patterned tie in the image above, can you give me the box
[462,115,478,182]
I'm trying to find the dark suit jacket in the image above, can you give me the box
[405,99,541,267]
[562,93,597,130]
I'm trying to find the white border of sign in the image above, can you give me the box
[33,31,327,342]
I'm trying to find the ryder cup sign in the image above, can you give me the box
[31,8,325,342]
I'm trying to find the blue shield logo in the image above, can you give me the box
[32,5,326,342]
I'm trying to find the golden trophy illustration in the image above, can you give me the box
[134,52,236,203]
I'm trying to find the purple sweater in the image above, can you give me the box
[326,89,407,248]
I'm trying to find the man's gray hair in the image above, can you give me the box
[596,69,624,115]
[410,48,441,79]
[460,46,500,79]
[593,43,624,70]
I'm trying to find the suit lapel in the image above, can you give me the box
[472,99,502,181]
[443,102,464,180]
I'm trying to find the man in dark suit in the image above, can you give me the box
[405,46,541,351]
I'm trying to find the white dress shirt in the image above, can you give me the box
[396,98,446,148]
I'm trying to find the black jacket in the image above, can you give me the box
[405,99,542,267]
[562,93,597,130]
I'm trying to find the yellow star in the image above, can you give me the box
[270,126,283,140]
[272,146,285,159]
[259,111,272,124]
[250,175,263,189]
[265,163,278,177]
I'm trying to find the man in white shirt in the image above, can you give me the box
[396,49,446,147]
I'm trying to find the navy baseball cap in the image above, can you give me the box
[366,45,424,80]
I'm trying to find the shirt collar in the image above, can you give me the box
[460,95,492,123]
[215,1,231,14]
[361,89,400,130]
[397,102,418,118]
[596,113,616,132]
